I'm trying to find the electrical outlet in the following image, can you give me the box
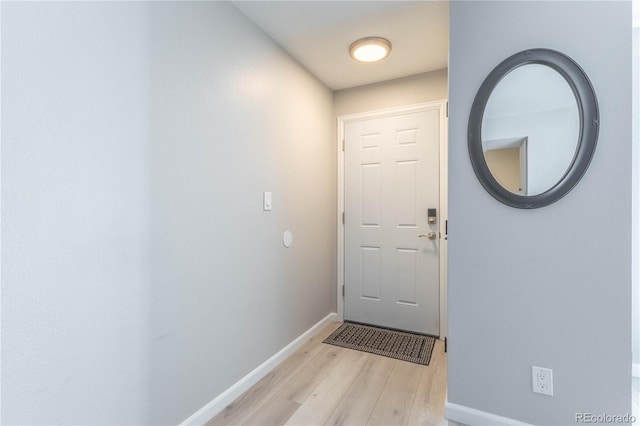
[532,366,554,396]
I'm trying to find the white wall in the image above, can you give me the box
[148,2,335,424]
[2,1,336,424]
[2,2,152,424]
[448,2,631,424]
[333,69,448,117]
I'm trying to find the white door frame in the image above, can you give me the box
[337,100,448,340]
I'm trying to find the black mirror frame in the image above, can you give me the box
[468,48,599,209]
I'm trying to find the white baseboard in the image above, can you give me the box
[180,312,339,426]
[633,363,640,378]
[445,402,533,426]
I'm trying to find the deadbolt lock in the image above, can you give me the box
[428,208,437,224]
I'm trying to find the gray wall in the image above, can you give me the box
[2,2,152,424]
[1,2,336,424]
[334,69,448,117]
[633,24,639,371]
[148,2,335,423]
[448,2,632,424]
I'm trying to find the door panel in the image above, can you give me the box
[361,163,381,226]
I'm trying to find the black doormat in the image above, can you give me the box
[323,322,436,365]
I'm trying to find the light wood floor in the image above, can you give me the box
[207,322,451,426]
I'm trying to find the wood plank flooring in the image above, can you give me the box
[207,322,450,426]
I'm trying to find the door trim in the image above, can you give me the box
[337,100,448,340]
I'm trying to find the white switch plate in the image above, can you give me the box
[263,192,272,211]
[532,366,553,396]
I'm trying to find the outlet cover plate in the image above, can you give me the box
[532,366,554,396]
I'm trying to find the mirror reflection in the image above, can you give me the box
[481,64,580,196]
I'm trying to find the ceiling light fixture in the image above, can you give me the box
[349,37,392,63]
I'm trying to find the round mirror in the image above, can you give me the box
[468,49,599,209]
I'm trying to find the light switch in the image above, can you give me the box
[263,192,272,211]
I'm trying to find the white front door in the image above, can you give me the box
[344,104,442,336]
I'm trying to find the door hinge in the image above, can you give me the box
[342,139,345,151]
[445,101,449,118]
[444,336,448,353]
[342,285,345,297]
[342,212,345,224]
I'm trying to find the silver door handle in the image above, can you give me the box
[419,232,437,240]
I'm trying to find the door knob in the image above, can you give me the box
[419,232,437,240]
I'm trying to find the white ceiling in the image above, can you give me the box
[233,1,449,91]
